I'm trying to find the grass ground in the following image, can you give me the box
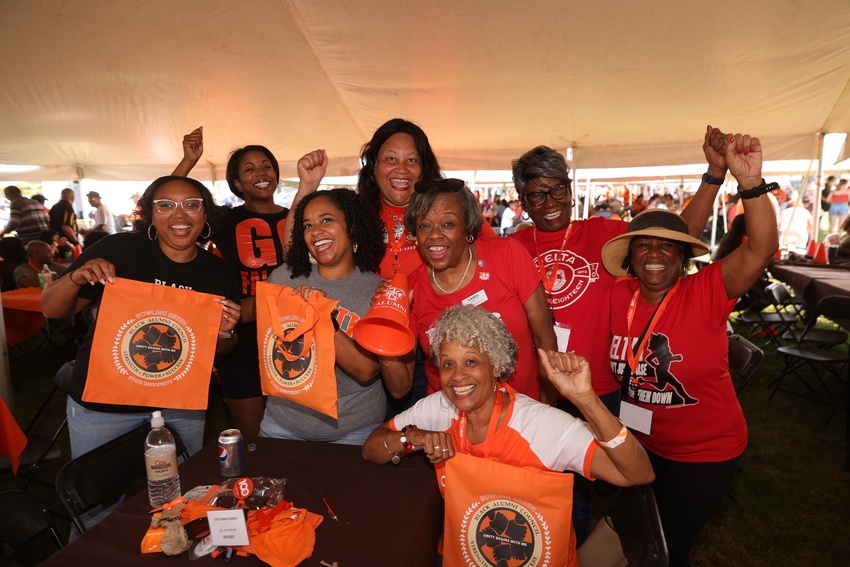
[1,317,848,566]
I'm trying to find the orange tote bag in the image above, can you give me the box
[255,281,340,419]
[443,452,577,567]
[82,277,222,410]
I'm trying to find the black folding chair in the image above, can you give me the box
[0,490,64,564]
[728,334,764,395]
[55,422,189,534]
[769,296,850,416]
[734,286,798,349]
[765,282,847,348]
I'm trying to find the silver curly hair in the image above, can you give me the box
[428,304,517,380]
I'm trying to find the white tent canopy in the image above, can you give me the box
[2,0,850,183]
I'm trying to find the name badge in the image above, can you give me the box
[207,509,250,546]
[554,323,571,352]
[619,401,652,435]
[462,290,488,306]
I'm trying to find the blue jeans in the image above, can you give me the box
[66,398,205,538]
[259,414,378,446]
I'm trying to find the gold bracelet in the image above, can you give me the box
[383,434,401,465]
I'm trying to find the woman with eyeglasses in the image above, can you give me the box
[42,176,242,464]
[172,127,326,437]
[508,126,729,545]
[379,178,558,403]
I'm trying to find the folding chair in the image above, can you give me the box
[728,334,764,395]
[765,282,846,347]
[734,290,797,349]
[55,422,190,534]
[0,490,64,563]
[769,296,850,413]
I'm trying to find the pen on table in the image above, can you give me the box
[320,492,339,521]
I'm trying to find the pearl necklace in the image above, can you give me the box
[431,245,473,294]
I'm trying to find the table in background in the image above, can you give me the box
[1,287,45,347]
[39,437,443,567]
[769,260,850,328]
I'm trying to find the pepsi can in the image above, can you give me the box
[218,429,245,477]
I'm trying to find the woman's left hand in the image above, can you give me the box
[216,298,241,335]
[291,285,327,301]
[406,428,455,464]
[538,349,594,402]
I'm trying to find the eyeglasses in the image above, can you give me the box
[414,178,466,194]
[152,198,205,215]
[524,179,571,207]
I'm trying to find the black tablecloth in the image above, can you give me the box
[40,437,443,566]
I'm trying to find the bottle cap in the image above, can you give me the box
[151,410,164,428]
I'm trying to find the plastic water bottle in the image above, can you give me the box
[145,411,181,507]
[39,264,53,288]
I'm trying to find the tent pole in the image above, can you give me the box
[814,133,825,243]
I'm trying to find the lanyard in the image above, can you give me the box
[532,225,573,294]
[457,386,508,457]
[383,205,408,274]
[625,279,681,374]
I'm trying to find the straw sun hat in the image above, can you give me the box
[601,209,710,276]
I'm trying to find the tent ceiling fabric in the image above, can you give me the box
[2,0,850,182]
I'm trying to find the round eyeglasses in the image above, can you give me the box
[152,198,205,215]
[524,181,570,207]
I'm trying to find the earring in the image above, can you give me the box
[465,234,474,243]
[352,242,358,254]
[200,222,211,239]
[308,253,318,264]
[147,225,157,241]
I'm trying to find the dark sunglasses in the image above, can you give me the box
[523,179,571,207]
[414,178,466,194]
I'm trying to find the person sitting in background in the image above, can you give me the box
[82,230,109,249]
[602,131,777,567]
[362,304,654,565]
[13,240,67,288]
[1,186,50,244]
[38,230,71,262]
[0,236,28,291]
[86,191,116,234]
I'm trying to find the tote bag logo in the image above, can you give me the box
[114,310,195,384]
[461,496,549,567]
[262,318,316,392]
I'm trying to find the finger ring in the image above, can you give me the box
[442,448,450,452]
[433,445,442,451]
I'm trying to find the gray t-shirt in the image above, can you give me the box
[263,266,385,441]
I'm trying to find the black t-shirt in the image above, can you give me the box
[63,231,241,413]
[49,200,78,241]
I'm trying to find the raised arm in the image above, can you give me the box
[171,127,204,177]
[539,349,655,486]
[717,134,779,299]
[282,149,327,254]
[680,125,729,238]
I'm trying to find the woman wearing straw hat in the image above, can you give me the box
[601,132,778,567]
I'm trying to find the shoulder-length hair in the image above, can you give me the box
[286,188,385,279]
[133,176,224,243]
[357,119,441,215]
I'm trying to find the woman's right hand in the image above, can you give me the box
[723,133,763,188]
[70,258,116,286]
[290,284,327,301]
[181,127,204,163]
[297,149,328,192]
[405,428,455,464]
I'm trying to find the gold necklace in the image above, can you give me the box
[431,245,473,294]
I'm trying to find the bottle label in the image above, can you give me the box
[145,448,178,482]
